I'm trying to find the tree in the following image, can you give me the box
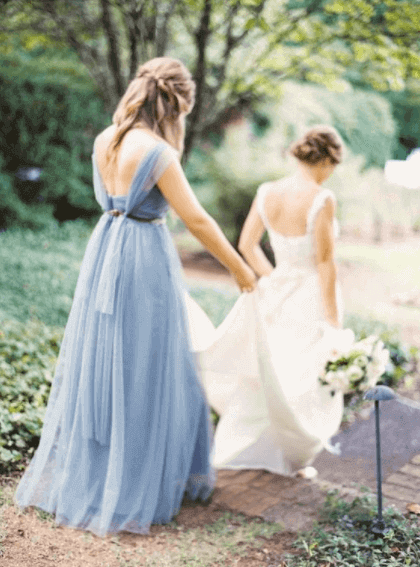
[1,0,419,158]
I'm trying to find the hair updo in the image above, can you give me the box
[289,125,344,166]
[106,57,195,169]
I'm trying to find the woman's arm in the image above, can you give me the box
[238,197,274,278]
[157,160,257,292]
[314,198,340,328]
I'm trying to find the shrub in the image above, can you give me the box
[285,490,420,566]
[0,319,62,473]
[276,82,397,169]
[0,50,109,229]
[191,82,402,247]
[343,313,418,391]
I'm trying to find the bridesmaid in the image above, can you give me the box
[15,56,256,537]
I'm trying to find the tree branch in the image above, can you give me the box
[30,1,116,107]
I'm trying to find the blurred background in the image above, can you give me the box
[2,1,420,472]
[0,0,419,237]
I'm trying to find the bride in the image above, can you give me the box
[186,124,354,477]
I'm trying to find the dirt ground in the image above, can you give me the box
[1,481,297,567]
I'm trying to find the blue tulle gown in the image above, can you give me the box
[15,142,215,537]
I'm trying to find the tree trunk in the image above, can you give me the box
[183,0,212,163]
[156,0,178,57]
[100,0,125,100]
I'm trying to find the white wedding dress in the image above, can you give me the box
[186,185,353,475]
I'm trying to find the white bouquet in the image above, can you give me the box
[319,334,390,396]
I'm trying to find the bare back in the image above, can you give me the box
[95,126,165,197]
[263,175,322,237]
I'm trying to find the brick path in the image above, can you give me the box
[212,454,420,529]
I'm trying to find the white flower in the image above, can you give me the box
[353,354,369,368]
[346,364,364,381]
[327,349,340,362]
[329,370,349,391]
[323,327,355,360]
[372,339,385,359]
[373,344,390,368]
[366,362,384,388]
[324,371,336,385]
[355,335,377,355]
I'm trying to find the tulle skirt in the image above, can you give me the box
[15,216,215,537]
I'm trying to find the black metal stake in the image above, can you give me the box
[364,385,396,535]
[374,400,384,530]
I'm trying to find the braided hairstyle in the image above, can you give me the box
[106,57,195,170]
[290,125,344,166]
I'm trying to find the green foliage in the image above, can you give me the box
[190,117,289,246]
[343,313,418,391]
[0,319,62,473]
[0,49,109,229]
[192,82,398,246]
[0,221,92,326]
[285,490,420,566]
[1,0,419,162]
[275,81,397,169]
[386,90,420,160]
[189,286,238,328]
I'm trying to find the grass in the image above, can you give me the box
[0,484,285,567]
[283,490,420,566]
[0,220,93,327]
[110,513,283,566]
[2,481,419,566]
[1,220,420,333]
[189,285,239,327]
[336,241,420,281]
[0,221,240,329]
[335,240,420,331]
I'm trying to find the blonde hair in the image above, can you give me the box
[290,125,344,165]
[106,57,195,170]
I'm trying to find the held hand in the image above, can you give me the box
[232,264,257,293]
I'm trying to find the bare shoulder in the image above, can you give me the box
[95,127,169,173]
[314,192,336,230]
[263,176,293,206]
[94,125,115,151]
[321,190,337,214]
[96,126,165,153]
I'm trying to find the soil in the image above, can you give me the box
[1,482,297,567]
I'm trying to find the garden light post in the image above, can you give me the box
[363,385,397,533]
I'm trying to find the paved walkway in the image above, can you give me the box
[211,454,420,530]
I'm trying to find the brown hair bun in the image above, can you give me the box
[290,125,344,165]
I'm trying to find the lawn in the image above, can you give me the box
[335,239,420,343]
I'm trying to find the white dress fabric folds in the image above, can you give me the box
[186,185,353,475]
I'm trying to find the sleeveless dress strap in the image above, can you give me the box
[306,189,336,234]
[256,183,272,229]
